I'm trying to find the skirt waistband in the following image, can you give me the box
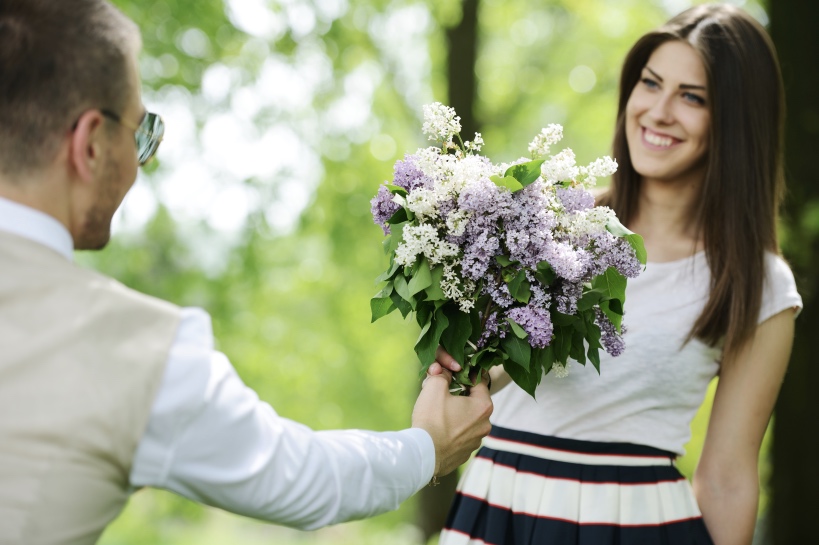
[485,426,675,467]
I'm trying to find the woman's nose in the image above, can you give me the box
[647,93,675,124]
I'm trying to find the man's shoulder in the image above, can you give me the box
[0,230,181,325]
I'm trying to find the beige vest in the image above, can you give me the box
[0,231,181,545]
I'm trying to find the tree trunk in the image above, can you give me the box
[416,0,480,541]
[769,1,819,543]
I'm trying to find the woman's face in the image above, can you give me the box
[625,40,710,184]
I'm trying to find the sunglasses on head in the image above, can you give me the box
[101,109,164,166]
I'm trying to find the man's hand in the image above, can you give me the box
[411,366,493,478]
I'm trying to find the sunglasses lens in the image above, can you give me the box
[136,113,164,166]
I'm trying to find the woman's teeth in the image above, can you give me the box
[645,130,674,147]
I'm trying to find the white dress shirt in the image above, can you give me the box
[0,196,435,530]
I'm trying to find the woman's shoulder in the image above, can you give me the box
[759,251,802,323]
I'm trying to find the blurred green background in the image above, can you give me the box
[83,0,771,543]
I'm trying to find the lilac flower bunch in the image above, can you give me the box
[370,103,646,396]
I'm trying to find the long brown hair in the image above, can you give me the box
[599,4,786,360]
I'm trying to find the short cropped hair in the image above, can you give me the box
[0,0,141,177]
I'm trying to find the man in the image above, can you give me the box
[0,1,492,543]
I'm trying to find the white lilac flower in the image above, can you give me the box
[405,188,439,221]
[561,206,615,239]
[464,132,484,152]
[445,209,471,237]
[541,148,579,183]
[395,223,461,267]
[528,124,563,158]
[422,102,462,143]
[578,156,618,187]
[551,361,570,378]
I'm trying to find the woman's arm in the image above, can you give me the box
[693,309,796,544]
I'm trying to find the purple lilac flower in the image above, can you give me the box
[542,241,585,283]
[554,281,583,315]
[501,182,557,266]
[557,186,595,213]
[370,185,400,235]
[483,276,514,308]
[392,154,430,191]
[478,311,505,348]
[461,230,500,280]
[506,305,554,349]
[527,277,552,308]
[586,232,641,278]
[595,308,626,356]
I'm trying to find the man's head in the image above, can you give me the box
[0,0,151,249]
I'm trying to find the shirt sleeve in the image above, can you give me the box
[129,307,436,530]
[759,253,803,324]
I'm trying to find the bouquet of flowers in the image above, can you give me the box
[369,103,645,397]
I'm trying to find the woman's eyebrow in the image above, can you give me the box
[645,66,706,91]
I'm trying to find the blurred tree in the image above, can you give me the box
[770,1,819,543]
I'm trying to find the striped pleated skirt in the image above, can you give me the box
[440,426,713,545]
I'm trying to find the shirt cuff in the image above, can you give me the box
[405,427,436,493]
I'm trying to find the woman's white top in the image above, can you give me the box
[491,251,803,455]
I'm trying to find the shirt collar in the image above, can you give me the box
[0,196,74,261]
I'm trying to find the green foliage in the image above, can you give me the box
[87,0,770,543]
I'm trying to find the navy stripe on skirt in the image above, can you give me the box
[440,426,713,545]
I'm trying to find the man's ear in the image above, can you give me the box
[69,110,106,183]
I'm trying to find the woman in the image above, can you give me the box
[439,4,802,544]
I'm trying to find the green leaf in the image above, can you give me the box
[606,217,647,265]
[424,265,446,301]
[502,356,539,398]
[415,301,433,328]
[552,326,572,364]
[393,273,413,305]
[375,260,401,283]
[440,305,473,366]
[532,345,555,376]
[495,255,516,267]
[386,222,407,256]
[591,267,627,304]
[386,207,408,225]
[607,298,624,315]
[576,288,605,312]
[507,270,531,303]
[490,175,524,192]
[626,234,647,265]
[370,296,396,322]
[570,327,586,364]
[505,318,528,339]
[534,261,557,286]
[385,184,408,197]
[501,335,531,371]
[552,312,578,327]
[504,159,545,187]
[588,345,601,372]
[600,299,623,333]
[407,257,433,296]
[415,306,450,368]
[583,311,603,350]
[389,290,412,318]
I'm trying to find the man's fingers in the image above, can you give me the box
[435,346,462,372]
[422,368,452,390]
[427,362,443,376]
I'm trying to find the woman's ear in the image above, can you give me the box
[68,110,106,184]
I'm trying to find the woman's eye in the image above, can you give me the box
[683,92,706,106]
[641,77,659,89]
